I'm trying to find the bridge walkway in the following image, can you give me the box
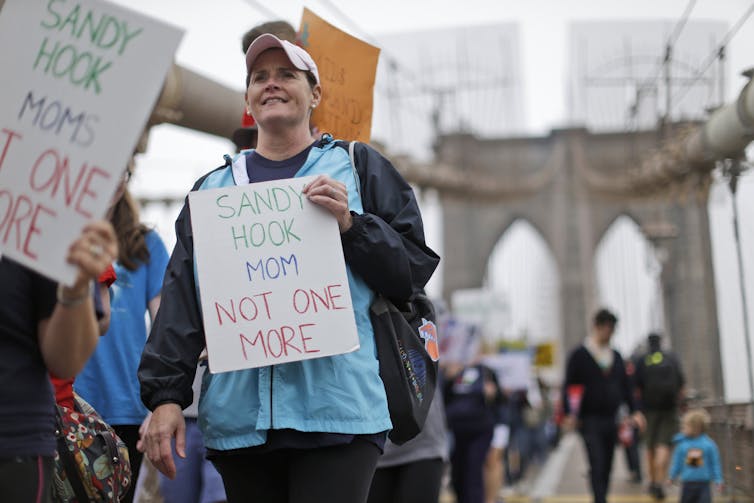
[441,432,749,503]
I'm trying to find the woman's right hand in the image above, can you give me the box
[144,403,186,479]
[64,220,117,293]
[39,220,118,379]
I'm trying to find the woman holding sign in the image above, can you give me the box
[139,34,439,503]
[0,220,117,503]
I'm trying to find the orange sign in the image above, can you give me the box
[299,8,380,142]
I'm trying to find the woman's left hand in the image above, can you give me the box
[303,175,352,233]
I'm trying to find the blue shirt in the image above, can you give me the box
[75,230,169,424]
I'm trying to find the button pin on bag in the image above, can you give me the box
[418,318,439,361]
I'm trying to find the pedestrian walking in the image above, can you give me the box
[443,361,504,503]
[635,333,685,500]
[561,308,645,503]
[635,332,685,500]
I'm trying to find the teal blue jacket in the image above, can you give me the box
[139,138,439,450]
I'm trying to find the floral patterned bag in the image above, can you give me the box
[52,393,131,502]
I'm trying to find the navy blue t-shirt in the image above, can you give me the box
[0,257,57,457]
[245,143,313,183]
[209,144,386,456]
[444,364,501,434]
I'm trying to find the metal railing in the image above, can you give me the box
[703,401,754,498]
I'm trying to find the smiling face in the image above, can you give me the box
[245,48,321,134]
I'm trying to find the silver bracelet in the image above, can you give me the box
[56,281,93,307]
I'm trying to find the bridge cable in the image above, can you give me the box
[646,0,698,88]
[669,1,754,114]
[628,0,697,123]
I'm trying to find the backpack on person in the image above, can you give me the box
[52,393,131,502]
[639,351,682,409]
[346,141,439,444]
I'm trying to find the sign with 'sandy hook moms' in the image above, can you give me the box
[0,0,183,284]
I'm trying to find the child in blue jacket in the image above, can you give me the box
[669,409,723,503]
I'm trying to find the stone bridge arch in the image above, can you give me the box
[594,213,663,357]
[434,127,723,398]
[485,218,562,347]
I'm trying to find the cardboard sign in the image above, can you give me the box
[189,177,360,373]
[299,8,380,143]
[0,0,183,284]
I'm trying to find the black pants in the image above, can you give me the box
[0,455,53,503]
[680,481,712,503]
[450,429,493,503]
[211,439,380,503]
[368,457,444,503]
[579,416,617,503]
[113,424,143,503]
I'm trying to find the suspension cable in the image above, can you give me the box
[670,2,754,114]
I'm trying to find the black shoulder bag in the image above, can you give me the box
[348,141,439,444]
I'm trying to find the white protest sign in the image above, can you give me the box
[482,352,533,391]
[189,176,360,373]
[0,0,183,284]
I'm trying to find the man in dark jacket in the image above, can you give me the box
[562,308,645,503]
